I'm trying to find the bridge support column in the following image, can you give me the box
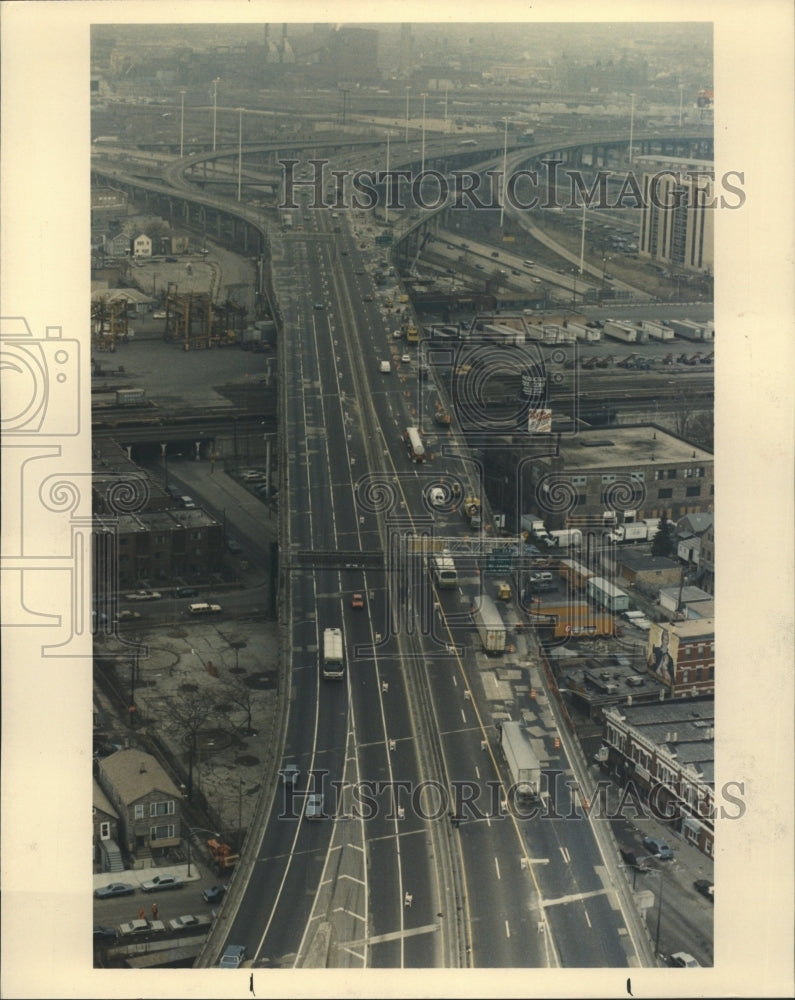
[194,441,202,461]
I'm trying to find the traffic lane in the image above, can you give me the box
[543,889,630,968]
[455,817,548,967]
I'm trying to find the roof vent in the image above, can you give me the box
[139,762,147,773]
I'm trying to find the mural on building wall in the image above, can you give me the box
[648,623,678,686]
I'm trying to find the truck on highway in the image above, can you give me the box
[499,720,541,799]
[321,627,345,680]
[404,426,426,463]
[431,553,458,589]
[471,593,507,654]
[462,496,482,529]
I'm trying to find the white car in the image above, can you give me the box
[119,918,165,936]
[401,353,411,363]
[168,914,212,932]
[125,590,162,601]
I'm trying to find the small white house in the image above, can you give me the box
[133,233,152,258]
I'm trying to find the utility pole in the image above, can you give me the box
[179,89,186,158]
[237,107,243,201]
[212,77,220,152]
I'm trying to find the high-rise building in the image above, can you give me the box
[638,162,714,273]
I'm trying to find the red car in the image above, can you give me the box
[351,593,364,610]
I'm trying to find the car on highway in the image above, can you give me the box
[125,590,162,601]
[280,763,300,786]
[140,873,183,893]
[313,301,324,309]
[180,495,196,509]
[176,587,198,598]
[363,293,374,302]
[202,884,228,904]
[401,353,411,363]
[94,881,135,899]
[642,836,674,860]
[305,793,324,820]
[117,610,141,621]
[219,944,247,968]
[669,952,701,968]
[694,878,714,901]
[165,256,178,262]
[351,592,364,609]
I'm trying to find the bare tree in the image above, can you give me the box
[164,687,219,803]
[218,671,256,738]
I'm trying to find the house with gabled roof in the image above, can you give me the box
[97,749,183,865]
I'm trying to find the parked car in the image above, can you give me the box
[227,539,243,554]
[202,884,227,904]
[619,848,653,872]
[140,874,183,893]
[179,496,196,509]
[219,944,247,968]
[93,925,118,942]
[119,918,165,936]
[669,952,701,968]
[94,882,135,899]
[401,353,411,363]
[168,914,211,932]
[642,836,674,860]
[693,879,714,901]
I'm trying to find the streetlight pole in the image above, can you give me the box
[212,78,220,152]
[500,116,509,229]
[385,132,390,225]
[579,196,587,274]
[405,86,411,144]
[628,92,635,166]
[653,868,664,957]
[421,93,427,175]
[678,83,685,128]
[237,107,243,202]
[179,89,186,158]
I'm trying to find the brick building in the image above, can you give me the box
[601,698,715,857]
[519,425,713,531]
[646,618,715,697]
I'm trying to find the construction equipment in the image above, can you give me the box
[207,838,240,871]
[616,353,638,369]
[595,354,613,368]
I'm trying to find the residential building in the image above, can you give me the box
[638,163,715,273]
[97,750,183,863]
[133,233,152,257]
[646,618,714,697]
[601,698,715,857]
[93,779,123,873]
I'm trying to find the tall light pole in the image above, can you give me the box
[237,107,243,202]
[179,89,186,158]
[212,77,220,152]
[421,93,427,175]
[500,116,509,228]
[385,131,390,225]
[579,196,587,274]
[628,92,635,165]
[678,83,685,128]
[405,86,411,144]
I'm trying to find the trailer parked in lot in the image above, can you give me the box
[529,601,616,638]
[558,559,595,591]
[499,721,541,799]
[587,576,630,613]
[471,593,507,653]
[604,320,643,344]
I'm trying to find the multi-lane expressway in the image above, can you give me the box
[200,197,653,970]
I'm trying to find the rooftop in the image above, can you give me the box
[98,749,182,804]
[617,550,681,572]
[553,426,713,470]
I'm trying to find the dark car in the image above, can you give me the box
[93,925,118,942]
[642,835,674,860]
[94,881,135,899]
[176,587,198,598]
[165,256,178,262]
[694,878,714,901]
[620,848,652,872]
[202,884,228,904]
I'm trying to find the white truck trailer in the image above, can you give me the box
[471,593,507,654]
[546,528,583,549]
[499,721,541,799]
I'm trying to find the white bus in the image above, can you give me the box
[431,553,458,588]
[322,627,344,680]
[404,426,426,463]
